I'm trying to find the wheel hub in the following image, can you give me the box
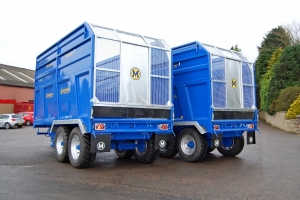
[135,140,147,156]
[56,133,64,154]
[181,135,195,155]
[71,135,80,159]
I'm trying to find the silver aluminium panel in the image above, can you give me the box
[120,43,148,105]
[226,59,242,108]
[93,36,171,108]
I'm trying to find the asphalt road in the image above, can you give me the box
[0,121,299,200]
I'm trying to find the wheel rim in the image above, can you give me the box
[70,135,80,160]
[135,140,147,156]
[5,123,10,129]
[56,133,64,155]
[26,121,30,125]
[181,135,195,155]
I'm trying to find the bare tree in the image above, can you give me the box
[283,19,300,45]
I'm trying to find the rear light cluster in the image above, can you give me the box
[95,123,105,130]
[213,124,220,130]
[158,124,169,130]
[94,123,170,130]
[11,118,16,121]
[213,124,254,130]
[247,124,254,129]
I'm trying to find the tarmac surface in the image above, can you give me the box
[0,121,299,200]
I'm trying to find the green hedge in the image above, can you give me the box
[286,94,300,119]
[260,48,282,112]
[272,86,300,112]
[268,44,300,114]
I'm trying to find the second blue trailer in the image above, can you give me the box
[160,41,259,162]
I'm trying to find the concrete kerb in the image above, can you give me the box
[259,111,300,134]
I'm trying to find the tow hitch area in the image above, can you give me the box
[247,131,256,144]
[91,134,111,153]
[155,134,171,150]
[211,134,223,148]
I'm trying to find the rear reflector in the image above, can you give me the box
[95,123,105,130]
[247,124,254,129]
[158,124,168,130]
[213,124,220,130]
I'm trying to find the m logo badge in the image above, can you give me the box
[231,78,237,89]
[130,67,141,80]
[97,142,105,151]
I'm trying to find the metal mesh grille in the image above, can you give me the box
[242,62,252,85]
[96,55,120,70]
[212,57,226,108]
[213,82,226,108]
[243,85,253,108]
[95,70,120,102]
[212,57,225,81]
[95,38,120,70]
[95,38,120,103]
[242,62,253,108]
[151,77,169,105]
[151,48,169,105]
[151,48,169,76]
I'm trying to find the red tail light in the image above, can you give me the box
[158,124,168,130]
[95,123,105,130]
[11,118,16,121]
[213,124,220,130]
[247,124,254,129]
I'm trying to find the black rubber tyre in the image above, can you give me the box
[114,149,134,158]
[177,128,207,162]
[54,126,71,163]
[217,136,244,157]
[133,136,159,164]
[159,133,178,158]
[68,127,96,168]
[17,125,22,128]
[5,123,11,129]
[207,146,215,153]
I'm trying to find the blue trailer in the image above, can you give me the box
[160,41,258,162]
[34,22,173,168]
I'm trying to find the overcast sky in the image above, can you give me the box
[0,0,299,70]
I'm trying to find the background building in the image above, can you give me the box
[0,63,34,114]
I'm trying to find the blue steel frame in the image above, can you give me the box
[35,23,95,130]
[34,22,173,150]
[172,41,258,146]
